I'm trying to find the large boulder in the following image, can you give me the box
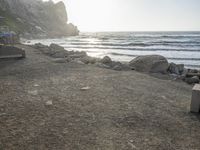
[129,55,169,73]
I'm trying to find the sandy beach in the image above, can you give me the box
[0,44,200,150]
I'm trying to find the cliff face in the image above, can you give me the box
[0,0,79,38]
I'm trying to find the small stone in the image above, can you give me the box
[46,100,53,106]
[34,84,39,87]
[28,90,38,96]
[80,86,91,91]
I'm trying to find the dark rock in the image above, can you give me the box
[100,56,112,64]
[50,43,65,51]
[184,76,200,84]
[81,56,97,64]
[112,62,123,71]
[69,51,87,59]
[113,65,122,71]
[168,63,184,75]
[33,43,47,49]
[96,63,111,69]
[188,69,198,74]
[129,55,169,73]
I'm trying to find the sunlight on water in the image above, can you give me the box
[24,32,200,68]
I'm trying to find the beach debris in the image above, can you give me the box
[45,100,53,106]
[34,83,40,87]
[28,90,38,96]
[80,86,91,91]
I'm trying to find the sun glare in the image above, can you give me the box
[52,0,200,32]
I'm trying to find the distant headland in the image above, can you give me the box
[0,0,79,38]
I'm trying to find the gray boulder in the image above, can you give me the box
[100,56,112,64]
[81,56,97,64]
[129,55,169,73]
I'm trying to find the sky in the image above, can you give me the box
[51,0,200,32]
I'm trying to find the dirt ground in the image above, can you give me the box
[0,45,200,150]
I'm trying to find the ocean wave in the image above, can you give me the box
[63,45,200,52]
[108,52,200,61]
[68,42,152,47]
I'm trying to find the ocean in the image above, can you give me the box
[25,31,200,68]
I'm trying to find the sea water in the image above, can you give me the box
[25,31,200,68]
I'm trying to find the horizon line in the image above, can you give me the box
[79,30,200,33]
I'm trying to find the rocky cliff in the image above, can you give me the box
[0,0,79,38]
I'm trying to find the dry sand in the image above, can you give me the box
[0,44,200,150]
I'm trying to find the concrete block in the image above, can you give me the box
[191,84,200,113]
[0,45,25,59]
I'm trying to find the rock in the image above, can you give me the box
[96,63,111,69]
[113,65,123,71]
[45,100,53,106]
[50,43,65,51]
[81,56,97,64]
[129,55,169,73]
[33,43,47,49]
[100,56,112,64]
[188,69,198,74]
[184,76,200,84]
[52,58,68,63]
[80,86,91,91]
[168,63,184,75]
[28,90,38,96]
[69,51,87,59]
[112,62,123,71]
[51,51,69,58]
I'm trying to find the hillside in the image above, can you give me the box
[0,0,79,38]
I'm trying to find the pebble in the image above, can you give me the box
[45,100,53,106]
[80,86,91,91]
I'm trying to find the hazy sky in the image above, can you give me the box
[52,0,200,32]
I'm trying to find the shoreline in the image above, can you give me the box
[30,42,200,85]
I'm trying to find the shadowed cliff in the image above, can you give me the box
[0,0,79,38]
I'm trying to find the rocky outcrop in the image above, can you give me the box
[129,55,169,73]
[0,0,79,37]
[31,44,200,84]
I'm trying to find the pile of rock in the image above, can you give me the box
[32,44,200,84]
[32,43,87,62]
[32,43,130,71]
[167,63,200,84]
[128,55,200,84]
